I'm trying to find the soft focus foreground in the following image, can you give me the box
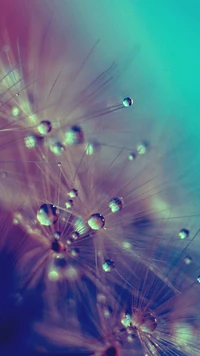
[0,0,200,355]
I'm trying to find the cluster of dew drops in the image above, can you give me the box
[1,40,200,356]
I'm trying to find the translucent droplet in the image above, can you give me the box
[179,228,189,239]
[37,204,59,226]
[37,120,52,135]
[102,259,115,272]
[121,313,132,328]
[70,248,80,257]
[85,140,100,155]
[197,276,200,283]
[65,200,73,209]
[71,231,79,240]
[64,125,84,145]
[140,312,158,333]
[49,141,64,156]
[12,106,20,116]
[24,135,36,149]
[123,97,134,107]
[15,93,19,97]
[68,189,78,198]
[109,197,124,213]
[88,213,105,230]
[184,256,192,265]
[128,152,137,161]
[54,231,61,239]
[66,238,73,245]
[136,143,147,155]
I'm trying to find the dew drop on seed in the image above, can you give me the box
[140,312,158,333]
[88,213,105,230]
[179,228,189,239]
[12,106,20,116]
[128,152,137,161]
[71,231,79,240]
[24,135,37,148]
[54,231,61,239]
[136,143,147,155]
[102,259,115,272]
[70,248,80,257]
[49,141,64,156]
[65,200,73,209]
[37,204,59,226]
[184,255,192,264]
[37,120,52,135]
[109,197,124,213]
[64,125,84,145]
[68,189,78,198]
[123,97,134,107]
[85,140,100,155]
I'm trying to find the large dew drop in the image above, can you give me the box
[88,213,105,230]
[37,204,59,226]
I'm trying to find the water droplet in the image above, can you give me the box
[85,140,100,155]
[24,135,36,148]
[102,259,115,272]
[140,312,158,333]
[37,120,52,135]
[197,275,200,283]
[37,204,59,226]
[123,97,134,107]
[70,248,80,257]
[109,197,124,213]
[68,189,78,198]
[12,106,20,116]
[179,228,189,239]
[64,125,84,145]
[49,140,64,156]
[65,200,73,209]
[136,143,147,155]
[88,213,105,230]
[71,231,79,240]
[54,231,61,239]
[128,152,137,161]
[184,256,192,265]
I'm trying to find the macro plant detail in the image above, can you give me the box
[0,0,200,355]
